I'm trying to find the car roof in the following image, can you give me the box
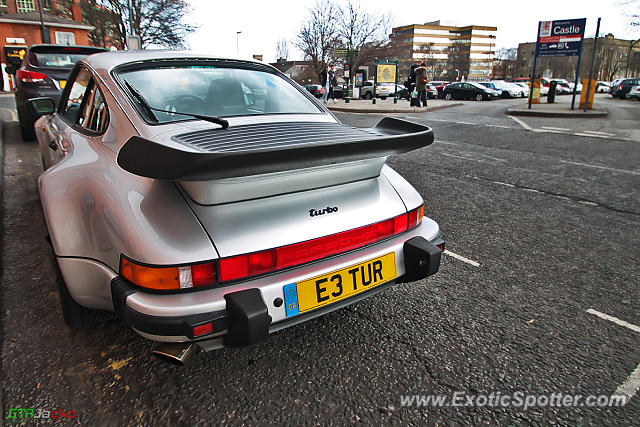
[81,49,268,73]
[28,43,107,52]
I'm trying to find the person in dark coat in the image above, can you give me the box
[413,62,429,108]
[409,60,420,105]
[327,64,337,103]
[320,64,329,103]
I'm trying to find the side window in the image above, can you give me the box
[78,84,108,133]
[62,68,92,124]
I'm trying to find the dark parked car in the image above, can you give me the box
[441,82,495,101]
[304,84,324,98]
[397,83,438,100]
[15,44,107,140]
[610,78,640,99]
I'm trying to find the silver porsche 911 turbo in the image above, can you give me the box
[28,50,444,362]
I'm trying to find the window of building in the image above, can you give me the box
[43,0,51,8]
[16,0,35,13]
[55,31,76,46]
[0,0,7,7]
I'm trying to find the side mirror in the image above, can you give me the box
[27,97,56,118]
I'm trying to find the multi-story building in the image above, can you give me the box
[515,34,640,81]
[389,20,498,81]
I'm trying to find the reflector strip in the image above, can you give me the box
[219,206,424,283]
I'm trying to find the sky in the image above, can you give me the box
[184,0,639,63]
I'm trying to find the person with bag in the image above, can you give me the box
[408,60,419,105]
[414,62,429,108]
[320,64,329,103]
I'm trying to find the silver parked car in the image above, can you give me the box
[28,51,443,362]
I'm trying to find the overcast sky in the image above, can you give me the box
[185,0,639,63]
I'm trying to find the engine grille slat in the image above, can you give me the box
[171,122,384,153]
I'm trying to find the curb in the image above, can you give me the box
[505,106,608,118]
[328,102,463,114]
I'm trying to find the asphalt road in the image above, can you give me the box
[1,93,639,425]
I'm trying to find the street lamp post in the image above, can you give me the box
[236,31,241,56]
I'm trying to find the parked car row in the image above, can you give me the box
[610,78,640,99]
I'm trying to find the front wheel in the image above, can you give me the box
[445,93,453,101]
[364,92,373,100]
[475,93,484,101]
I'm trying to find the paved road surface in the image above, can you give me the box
[1,94,638,424]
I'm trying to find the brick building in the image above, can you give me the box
[0,0,95,90]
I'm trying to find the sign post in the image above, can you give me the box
[335,48,358,103]
[374,58,398,105]
[531,18,586,110]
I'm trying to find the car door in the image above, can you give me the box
[462,83,475,99]
[39,67,93,169]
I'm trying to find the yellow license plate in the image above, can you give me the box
[283,252,396,317]
[60,80,66,88]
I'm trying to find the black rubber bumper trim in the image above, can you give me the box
[399,236,442,283]
[110,277,230,340]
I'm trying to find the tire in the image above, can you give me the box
[444,93,453,101]
[364,92,373,100]
[380,96,387,100]
[17,107,35,141]
[475,93,483,101]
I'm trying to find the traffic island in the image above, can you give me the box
[506,101,608,118]
[327,98,463,114]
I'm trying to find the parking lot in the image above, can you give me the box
[1,93,638,424]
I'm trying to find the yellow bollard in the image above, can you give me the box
[579,79,597,109]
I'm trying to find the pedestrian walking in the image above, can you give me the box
[327,64,337,103]
[320,64,330,103]
[413,62,429,108]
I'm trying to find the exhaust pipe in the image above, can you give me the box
[152,342,195,365]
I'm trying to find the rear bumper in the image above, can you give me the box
[112,225,443,348]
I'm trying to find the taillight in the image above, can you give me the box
[219,204,425,283]
[119,258,216,291]
[619,84,623,90]
[121,204,426,288]
[16,69,47,83]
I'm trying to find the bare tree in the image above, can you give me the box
[276,39,289,60]
[335,1,393,72]
[495,47,517,80]
[80,0,195,49]
[294,0,341,76]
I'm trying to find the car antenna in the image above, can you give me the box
[124,81,229,129]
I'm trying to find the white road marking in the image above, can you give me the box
[614,364,640,404]
[541,126,571,131]
[493,181,516,187]
[586,309,640,405]
[443,250,480,267]
[573,132,611,138]
[582,130,616,136]
[508,115,532,130]
[586,309,640,333]
[535,128,567,134]
[560,160,640,176]
[455,121,476,125]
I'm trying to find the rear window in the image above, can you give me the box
[118,63,322,123]
[29,47,105,68]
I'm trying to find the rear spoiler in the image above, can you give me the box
[117,117,434,181]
